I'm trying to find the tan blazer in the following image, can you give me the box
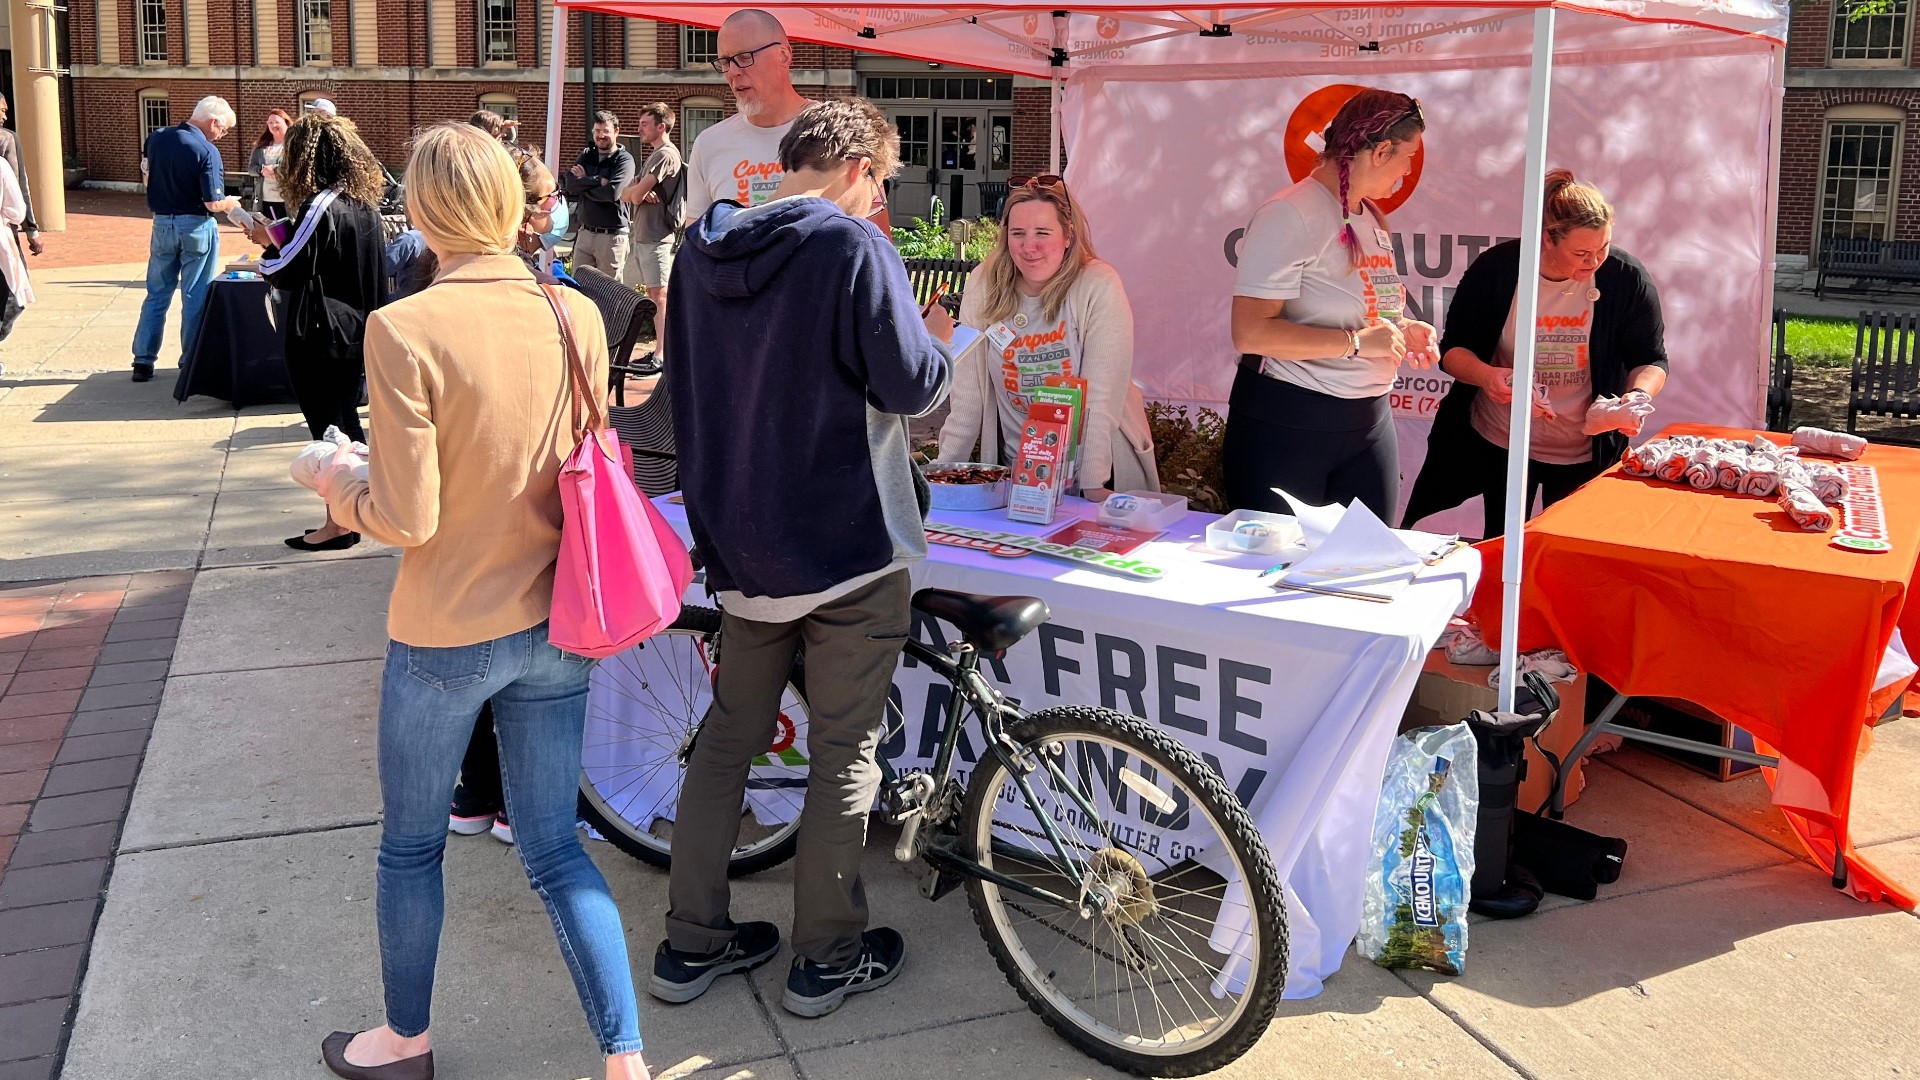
[329,252,611,647]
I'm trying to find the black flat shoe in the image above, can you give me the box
[284,531,361,552]
[130,366,153,383]
[320,1031,434,1080]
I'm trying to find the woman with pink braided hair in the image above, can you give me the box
[1225,88,1437,520]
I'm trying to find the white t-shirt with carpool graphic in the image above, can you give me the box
[683,108,888,226]
[1233,177,1405,400]
[1470,275,1596,465]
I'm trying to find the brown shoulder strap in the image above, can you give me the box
[539,282,603,437]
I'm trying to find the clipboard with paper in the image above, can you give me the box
[1269,488,1460,601]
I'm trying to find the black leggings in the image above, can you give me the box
[1221,365,1398,520]
[287,340,366,442]
[1460,423,1607,539]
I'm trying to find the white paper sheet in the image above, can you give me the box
[1277,500,1423,600]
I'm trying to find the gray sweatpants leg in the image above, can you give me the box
[666,570,912,968]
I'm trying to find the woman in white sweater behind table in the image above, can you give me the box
[938,176,1158,497]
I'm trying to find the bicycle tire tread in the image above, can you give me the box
[960,704,1289,1077]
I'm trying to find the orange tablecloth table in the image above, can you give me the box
[1470,423,1919,908]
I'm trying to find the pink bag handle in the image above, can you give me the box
[539,282,605,438]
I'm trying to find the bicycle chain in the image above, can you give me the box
[1005,900,1153,973]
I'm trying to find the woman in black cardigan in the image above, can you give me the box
[1402,171,1670,538]
[252,112,388,552]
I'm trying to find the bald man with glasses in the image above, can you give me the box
[680,8,890,234]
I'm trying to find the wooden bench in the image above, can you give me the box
[1768,308,1794,433]
[1849,310,1920,434]
[1817,238,1920,298]
[901,256,977,311]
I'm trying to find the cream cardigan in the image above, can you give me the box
[937,259,1158,493]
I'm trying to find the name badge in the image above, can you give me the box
[986,322,1016,355]
[1374,227,1394,252]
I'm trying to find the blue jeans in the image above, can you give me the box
[374,622,643,1056]
[132,214,221,370]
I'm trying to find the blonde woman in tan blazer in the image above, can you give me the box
[306,124,652,1080]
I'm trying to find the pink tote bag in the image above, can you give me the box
[541,284,692,657]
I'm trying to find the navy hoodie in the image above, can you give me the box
[665,196,951,602]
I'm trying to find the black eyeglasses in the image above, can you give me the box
[710,41,782,73]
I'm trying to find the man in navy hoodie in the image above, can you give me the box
[653,98,953,1019]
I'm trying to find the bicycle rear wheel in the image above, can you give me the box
[577,606,807,877]
[959,705,1286,1077]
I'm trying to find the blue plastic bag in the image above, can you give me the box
[1356,724,1478,975]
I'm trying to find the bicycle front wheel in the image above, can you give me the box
[577,605,808,877]
[960,705,1287,1077]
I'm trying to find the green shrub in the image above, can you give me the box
[1147,402,1227,513]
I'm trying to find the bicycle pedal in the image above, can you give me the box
[920,865,964,902]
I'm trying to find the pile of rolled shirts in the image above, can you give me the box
[1620,427,1866,532]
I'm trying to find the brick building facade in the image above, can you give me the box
[57,0,1051,222]
[1779,0,1920,261]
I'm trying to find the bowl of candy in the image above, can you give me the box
[925,462,1011,511]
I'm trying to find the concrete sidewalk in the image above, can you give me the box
[2,265,1918,1079]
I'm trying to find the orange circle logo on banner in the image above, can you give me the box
[1023,12,1039,35]
[1284,84,1425,216]
[1097,16,1122,38]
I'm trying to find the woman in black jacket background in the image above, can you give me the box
[1402,171,1670,538]
[254,112,387,552]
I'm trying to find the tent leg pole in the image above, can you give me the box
[1498,7,1556,714]
[544,4,569,169]
[1049,74,1061,175]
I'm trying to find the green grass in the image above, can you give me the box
[1783,316,1857,368]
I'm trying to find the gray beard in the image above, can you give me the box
[737,97,767,121]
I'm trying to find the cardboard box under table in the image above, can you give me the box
[1405,654,1592,810]
[631,494,1481,998]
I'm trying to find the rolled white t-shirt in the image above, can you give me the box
[1233,178,1405,400]
[683,108,889,226]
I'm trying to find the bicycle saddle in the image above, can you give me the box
[911,588,1049,653]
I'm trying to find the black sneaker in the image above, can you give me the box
[648,921,781,1004]
[131,365,154,383]
[448,783,497,836]
[781,927,906,1018]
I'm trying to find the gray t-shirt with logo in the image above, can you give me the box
[1233,178,1405,400]
[633,141,683,244]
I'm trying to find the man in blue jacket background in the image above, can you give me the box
[655,97,953,1020]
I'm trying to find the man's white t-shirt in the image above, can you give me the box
[1232,178,1405,400]
[1471,276,1596,464]
[684,108,889,226]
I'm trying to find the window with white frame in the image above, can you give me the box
[483,0,516,63]
[139,91,171,142]
[1832,0,1910,64]
[301,0,333,65]
[1819,107,1904,245]
[681,98,724,149]
[682,27,718,67]
[138,0,167,62]
[480,93,519,125]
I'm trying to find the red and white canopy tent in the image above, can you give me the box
[543,0,1786,726]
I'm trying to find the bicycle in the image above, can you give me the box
[579,586,1287,1076]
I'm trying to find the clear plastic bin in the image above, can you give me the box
[1096,490,1188,531]
[1205,508,1307,556]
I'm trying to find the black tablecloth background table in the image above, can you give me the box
[172,277,296,408]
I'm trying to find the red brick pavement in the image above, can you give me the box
[29,188,254,270]
[0,570,189,1080]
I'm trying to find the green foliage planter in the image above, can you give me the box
[1147,402,1227,513]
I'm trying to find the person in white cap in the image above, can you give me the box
[307,98,338,118]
